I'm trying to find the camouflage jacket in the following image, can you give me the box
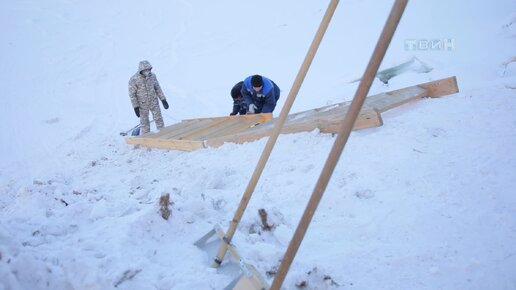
[128,61,166,109]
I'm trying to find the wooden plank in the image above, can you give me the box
[125,136,204,151]
[349,108,383,130]
[195,115,265,140]
[176,117,235,140]
[283,108,382,134]
[187,117,243,141]
[177,114,271,140]
[417,76,459,98]
[159,114,271,140]
[143,119,203,138]
[287,103,344,120]
[182,113,273,122]
[364,86,428,113]
[159,119,216,139]
[205,106,346,148]
[206,108,382,148]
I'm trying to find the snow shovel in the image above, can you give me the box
[195,0,340,288]
[199,0,342,274]
[119,120,155,136]
[120,124,140,136]
[269,0,409,289]
[194,224,269,290]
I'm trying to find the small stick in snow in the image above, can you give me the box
[295,281,307,288]
[258,208,273,231]
[159,193,171,220]
[55,198,69,206]
[113,269,142,287]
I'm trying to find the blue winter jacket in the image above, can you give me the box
[241,76,280,113]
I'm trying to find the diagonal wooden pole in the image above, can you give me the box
[211,0,341,268]
[269,0,409,289]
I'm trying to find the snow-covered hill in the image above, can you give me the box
[1,0,516,289]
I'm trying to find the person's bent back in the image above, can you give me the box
[241,75,280,114]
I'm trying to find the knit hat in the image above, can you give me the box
[231,81,243,99]
[251,75,263,87]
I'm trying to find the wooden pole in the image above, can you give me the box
[211,0,341,268]
[269,0,409,289]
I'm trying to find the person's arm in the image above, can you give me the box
[152,75,166,101]
[128,78,140,117]
[260,90,277,113]
[230,100,240,115]
[152,75,169,109]
[128,78,139,108]
[241,82,254,112]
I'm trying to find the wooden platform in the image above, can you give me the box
[125,76,458,151]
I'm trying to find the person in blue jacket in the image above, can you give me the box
[230,81,247,115]
[241,75,280,114]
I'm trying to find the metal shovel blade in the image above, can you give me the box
[194,224,241,275]
[194,224,269,290]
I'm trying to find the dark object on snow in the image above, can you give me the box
[159,193,171,220]
[295,280,307,288]
[134,107,140,117]
[114,269,142,287]
[295,268,340,289]
[258,208,272,231]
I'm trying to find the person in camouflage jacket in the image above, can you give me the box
[128,60,169,135]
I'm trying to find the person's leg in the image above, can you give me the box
[140,107,151,134]
[150,100,165,129]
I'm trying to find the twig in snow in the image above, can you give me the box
[159,193,172,220]
[413,148,426,154]
[113,269,142,287]
[55,198,69,206]
[295,267,340,289]
[258,208,273,231]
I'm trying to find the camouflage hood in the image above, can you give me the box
[138,60,153,74]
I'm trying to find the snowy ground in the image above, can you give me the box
[1,0,516,289]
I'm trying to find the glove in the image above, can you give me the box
[162,99,169,109]
[134,107,140,117]
[248,104,257,114]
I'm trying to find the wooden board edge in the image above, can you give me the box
[417,76,459,98]
[205,109,383,148]
[182,113,273,122]
[196,115,264,140]
[125,136,205,151]
[371,86,428,113]
[354,109,384,130]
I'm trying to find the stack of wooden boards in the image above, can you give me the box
[125,76,458,151]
